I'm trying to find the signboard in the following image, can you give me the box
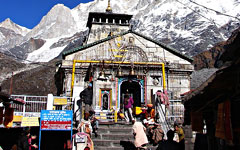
[53,98,68,105]
[13,115,23,122]
[40,110,72,130]
[21,117,39,127]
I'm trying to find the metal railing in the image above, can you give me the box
[11,95,73,117]
[9,95,184,124]
[166,100,184,125]
[11,95,47,117]
[155,99,184,139]
[156,103,170,139]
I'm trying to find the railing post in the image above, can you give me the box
[23,96,26,116]
[47,94,54,110]
[114,110,117,123]
[74,96,82,122]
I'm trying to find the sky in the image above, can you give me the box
[0,0,94,29]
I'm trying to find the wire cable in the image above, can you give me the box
[175,0,220,26]
[188,0,240,21]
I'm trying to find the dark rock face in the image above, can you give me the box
[190,26,240,90]
[51,30,88,59]
[216,26,240,67]
[51,30,87,49]
[0,52,58,96]
[193,26,240,70]
[0,59,58,96]
[192,41,225,70]
[0,27,23,51]
[7,38,45,60]
[0,52,26,78]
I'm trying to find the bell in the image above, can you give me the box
[117,67,122,76]
[129,68,135,76]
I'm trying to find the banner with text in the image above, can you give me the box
[40,110,72,131]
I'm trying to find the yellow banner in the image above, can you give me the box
[13,115,23,122]
[54,98,68,105]
[21,117,39,127]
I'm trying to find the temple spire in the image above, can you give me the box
[106,0,112,13]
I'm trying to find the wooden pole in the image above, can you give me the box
[9,72,13,95]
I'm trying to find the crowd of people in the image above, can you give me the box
[120,92,185,150]
[16,128,38,150]
[78,83,185,150]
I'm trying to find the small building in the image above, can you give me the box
[183,28,240,149]
[57,1,194,123]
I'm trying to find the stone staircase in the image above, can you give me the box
[92,122,158,150]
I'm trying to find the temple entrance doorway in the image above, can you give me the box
[120,80,142,108]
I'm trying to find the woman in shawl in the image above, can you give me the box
[132,119,148,149]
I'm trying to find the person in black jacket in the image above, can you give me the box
[80,83,93,119]
[17,130,30,150]
[157,130,179,150]
[17,129,38,150]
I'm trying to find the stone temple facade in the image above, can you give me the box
[57,5,194,122]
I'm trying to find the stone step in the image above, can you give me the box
[92,133,133,140]
[92,123,160,150]
[93,144,158,150]
[98,124,133,129]
[94,146,124,150]
[97,127,133,134]
[93,139,122,147]
[93,138,159,150]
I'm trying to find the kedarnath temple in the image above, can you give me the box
[57,0,194,123]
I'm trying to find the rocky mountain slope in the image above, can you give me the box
[0,52,58,95]
[193,26,240,70]
[190,26,240,90]
[0,62,58,96]
[0,52,26,83]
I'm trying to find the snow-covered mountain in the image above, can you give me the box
[0,18,30,36]
[0,18,30,50]
[25,4,78,39]
[132,0,240,56]
[0,0,240,62]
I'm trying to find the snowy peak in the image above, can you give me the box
[130,0,240,55]
[73,0,139,14]
[0,18,30,36]
[25,4,78,39]
[71,0,139,31]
